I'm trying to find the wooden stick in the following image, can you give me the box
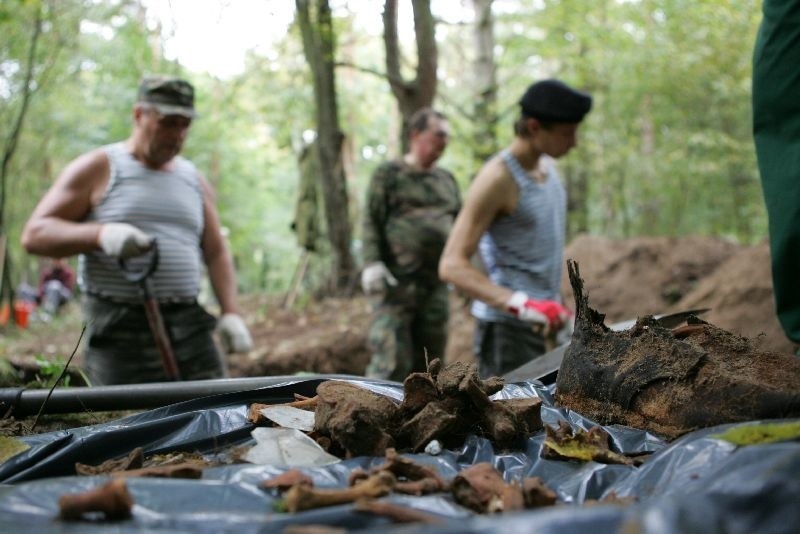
[58,479,133,521]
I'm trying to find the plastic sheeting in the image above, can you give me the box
[0,375,797,533]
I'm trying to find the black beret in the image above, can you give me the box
[519,79,592,123]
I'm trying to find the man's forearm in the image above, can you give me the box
[206,252,240,315]
[439,256,512,310]
[21,218,104,258]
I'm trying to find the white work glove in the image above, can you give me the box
[98,223,153,259]
[360,261,398,294]
[217,313,254,354]
[506,291,571,334]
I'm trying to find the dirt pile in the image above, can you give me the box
[560,235,791,353]
[237,234,792,377]
[560,234,739,322]
[4,235,789,386]
[668,241,790,353]
[228,296,372,377]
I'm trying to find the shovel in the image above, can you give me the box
[119,240,181,381]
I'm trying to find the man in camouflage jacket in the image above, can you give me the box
[361,108,461,381]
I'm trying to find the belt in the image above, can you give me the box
[85,292,198,307]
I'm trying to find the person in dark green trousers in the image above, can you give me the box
[753,0,800,354]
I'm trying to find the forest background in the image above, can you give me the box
[0,0,763,303]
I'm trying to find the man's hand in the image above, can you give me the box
[217,313,254,353]
[506,291,571,332]
[98,223,154,259]
[360,262,398,294]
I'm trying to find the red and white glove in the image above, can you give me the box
[506,291,571,332]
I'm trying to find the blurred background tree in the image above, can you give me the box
[0,0,763,304]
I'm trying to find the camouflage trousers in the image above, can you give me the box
[82,296,226,385]
[365,279,449,382]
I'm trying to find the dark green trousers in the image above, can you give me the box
[82,297,225,385]
[473,320,545,378]
[753,0,800,344]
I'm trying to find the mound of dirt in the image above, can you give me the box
[228,296,372,377]
[3,235,791,388]
[560,234,740,322]
[669,241,791,353]
[236,234,793,377]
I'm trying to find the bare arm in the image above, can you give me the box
[198,174,240,315]
[439,157,518,310]
[21,149,110,257]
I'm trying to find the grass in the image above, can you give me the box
[0,301,86,388]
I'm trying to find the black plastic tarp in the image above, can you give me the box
[0,375,797,533]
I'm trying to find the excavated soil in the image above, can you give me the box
[2,234,793,384]
[0,234,794,436]
[235,235,793,377]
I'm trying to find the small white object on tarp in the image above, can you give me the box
[424,439,442,455]
[245,427,340,467]
[259,405,315,432]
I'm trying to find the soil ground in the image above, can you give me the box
[0,234,794,435]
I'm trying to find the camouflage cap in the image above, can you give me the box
[137,75,196,118]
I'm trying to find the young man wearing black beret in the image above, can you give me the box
[439,79,592,376]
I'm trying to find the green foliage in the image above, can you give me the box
[32,355,69,387]
[30,354,90,388]
[1,0,767,303]
[428,0,764,244]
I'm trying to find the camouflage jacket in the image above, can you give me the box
[362,160,461,280]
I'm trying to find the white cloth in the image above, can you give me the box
[217,313,254,353]
[98,223,153,259]
[360,262,398,294]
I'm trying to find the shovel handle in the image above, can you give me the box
[142,298,181,381]
[117,239,181,381]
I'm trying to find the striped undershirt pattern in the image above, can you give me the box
[471,150,566,324]
[78,142,205,303]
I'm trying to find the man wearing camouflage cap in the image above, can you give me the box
[361,108,461,381]
[440,79,592,377]
[22,75,253,384]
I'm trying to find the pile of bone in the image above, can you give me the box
[309,358,543,457]
[263,448,558,519]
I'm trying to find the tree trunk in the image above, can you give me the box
[296,0,356,294]
[0,3,43,319]
[470,0,498,170]
[382,0,438,153]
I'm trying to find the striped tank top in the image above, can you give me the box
[78,142,205,303]
[471,150,566,324]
